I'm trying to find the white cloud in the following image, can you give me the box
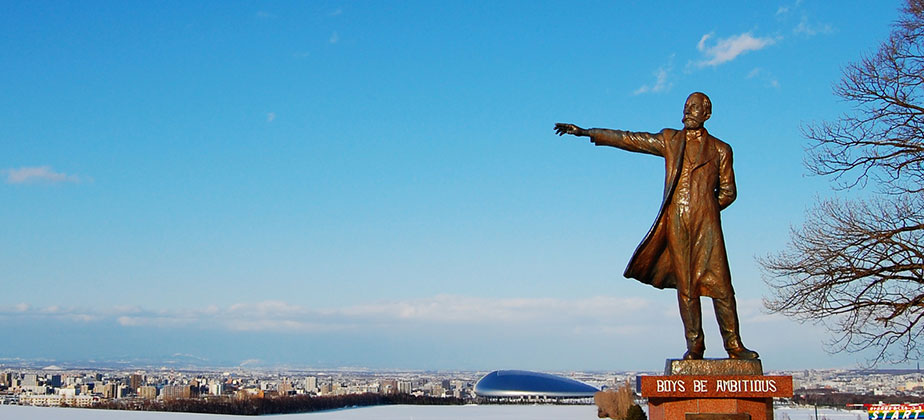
[329,32,339,44]
[747,67,781,89]
[334,295,652,326]
[0,304,98,322]
[3,166,83,184]
[117,315,195,328]
[266,112,276,122]
[256,11,276,19]
[695,32,776,67]
[328,8,343,17]
[634,61,674,95]
[0,295,659,334]
[777,0,804,16]
[794,15,833,36]
[0,296,864,365]
[1,303,31,313]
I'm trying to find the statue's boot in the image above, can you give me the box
[714,297,759,359]
[679,294,705,360]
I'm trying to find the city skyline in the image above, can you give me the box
[0,1,910,370]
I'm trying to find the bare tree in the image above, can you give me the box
[761,0,924,364]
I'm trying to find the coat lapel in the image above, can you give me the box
[664,130,685,198]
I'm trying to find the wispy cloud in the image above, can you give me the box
[0,297,854,366]
[695,32,776,67]
[0,296,659,336]
[267,112,276,123]
[256,11,276,19]
[793,15,834,37]
[776,0,804,16]
[6,303,30,313]
[328,8,343,17]
[336,295,651,325]
[0,303,99,322]
[776,0,802,16]
[117,315,195,328]
[634,56,674,95]
[3,166,84,184]
[775,0,831,37]
[329,32,340,44]
[747,67,781,89]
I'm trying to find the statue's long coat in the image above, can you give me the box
[588,128,736,298]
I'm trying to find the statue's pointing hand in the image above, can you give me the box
[554,123,585,137]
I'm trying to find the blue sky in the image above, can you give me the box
[0,1,909,370]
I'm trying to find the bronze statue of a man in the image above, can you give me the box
[555,92,758,360]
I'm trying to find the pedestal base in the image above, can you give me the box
[647,396,772,420]
[664,359,763,376]
[637,360,791,420]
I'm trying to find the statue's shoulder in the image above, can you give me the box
[660,128,679,141]
[711,134,733,154]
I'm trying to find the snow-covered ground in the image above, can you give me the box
[0,404,596,419]
[0,405,866,420]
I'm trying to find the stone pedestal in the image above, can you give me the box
[638,360,792,420]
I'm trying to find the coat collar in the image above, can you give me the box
[683,128,717,170]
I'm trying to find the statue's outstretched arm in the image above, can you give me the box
[555,123,666,157]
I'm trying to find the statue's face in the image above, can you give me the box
[682,94,711,130]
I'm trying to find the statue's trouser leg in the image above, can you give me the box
[713,296,744,351]
[678,292,704,355]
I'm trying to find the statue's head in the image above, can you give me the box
[682,92,712,130]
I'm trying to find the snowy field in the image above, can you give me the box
[0,405,865,420]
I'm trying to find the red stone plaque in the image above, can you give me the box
[639,376,793,399]
[630,360,791,420]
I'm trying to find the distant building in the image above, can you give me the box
[56,387,76,397]
[189,379,200,397]
[101,383,119,399]
[0,372,11,387]
[235,388,263,399]
[129,374,143,391]
[19,394,98,407]
[79,384,94,395]
[474,370,598,399]
[20,385,50,395]
[139,386,158,400]
[319,382,332,395]
[208,382,223,396]
[304,376,318,393]
[278,379,293,395]
[431,384,445,397]
[162,384,192,400]
[398,381,412,395]
[22,374,38,387]
[381,379,397,395]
